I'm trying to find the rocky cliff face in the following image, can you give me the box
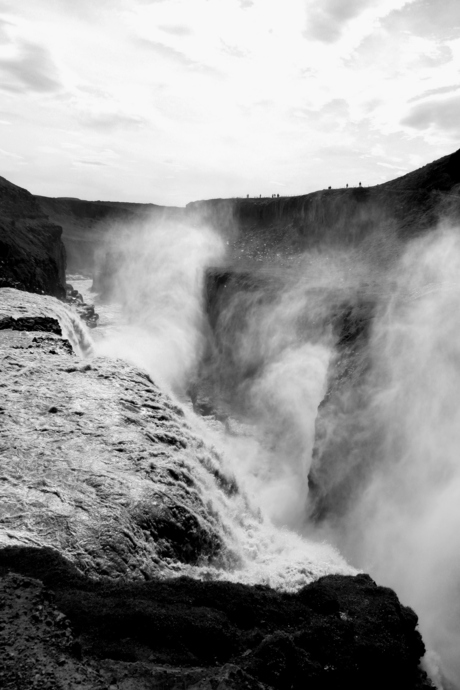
[187,148,460,261]
[0,177,66,298]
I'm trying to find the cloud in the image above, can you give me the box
[409,85,460,103]
[75,160,107,166]
[136,37,223,76]
[0,18,13,43]
[0,147,22,159]
[137,38,194,66]
[290,99,350,128]
[376,161,408,171]
[239,0,254,8]
[81,111,145,131]
[383,0,460,40]
[417,45,452,69]
[303,0,370,43]
[221,40,247,58]
[402,95,460,134]
[158,24,192,36]
[0,41,61,93]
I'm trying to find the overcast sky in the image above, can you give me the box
[0,0,459,205]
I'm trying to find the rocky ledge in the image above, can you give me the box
[0,288,434,689]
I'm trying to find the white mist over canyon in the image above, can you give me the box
[66,213,460,689]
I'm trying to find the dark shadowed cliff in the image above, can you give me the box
[0,177,66,297]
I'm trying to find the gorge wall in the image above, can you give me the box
[26,147,460,281]
[0,176,66,298]
[186,147,460,261]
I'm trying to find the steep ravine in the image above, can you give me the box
[4,150,460,687]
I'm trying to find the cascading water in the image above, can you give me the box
[0,288,94,357]
[71,217,460,689]
[69,221,354,592]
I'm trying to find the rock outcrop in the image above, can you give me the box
[0,177,66,298]
[0,563,433,690]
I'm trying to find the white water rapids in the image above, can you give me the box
[67,219,460,689]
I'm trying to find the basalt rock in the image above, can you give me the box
[0,315,62,335]
[0,552,434,690]
[65,283,99,328]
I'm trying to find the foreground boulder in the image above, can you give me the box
[0,555,433,690]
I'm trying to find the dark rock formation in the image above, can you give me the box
[0,315,62,335]
[0,176,66,298]
[65,283,99,328]
[0,550,433,690]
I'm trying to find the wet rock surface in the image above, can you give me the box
[0,321,233,578]
[0,315,62,335]
[65,282,99,328]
